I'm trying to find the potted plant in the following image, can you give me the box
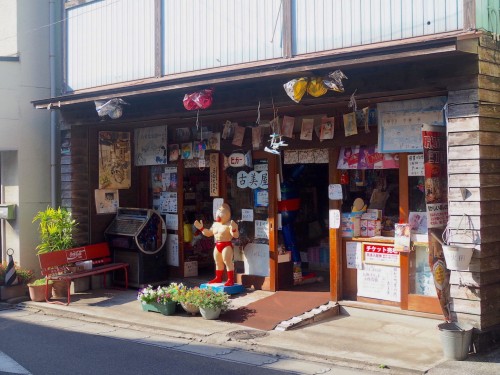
[195,288,230,320]
[0,262,34,301]
[176,287,202,316]
[137,283,183,316]
[32,206,78,298]
[27,278,54,302]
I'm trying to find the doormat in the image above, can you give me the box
[220,291,330,331]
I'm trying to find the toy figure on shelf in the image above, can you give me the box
[194,203,239,286]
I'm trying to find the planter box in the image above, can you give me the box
[0,284,28,301]
[141,301,176,315]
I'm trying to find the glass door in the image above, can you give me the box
[224,151,278,291]
[402,155,442,314]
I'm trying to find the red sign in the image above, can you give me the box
[65,248,87,263]
[362,242,399,266]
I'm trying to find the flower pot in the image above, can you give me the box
[180,302,200,316]
[28,284,52,302]
[141,301,176,315]
[199,307,222,320]
[0,285,29,301]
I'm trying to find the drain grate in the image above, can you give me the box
[227,329,269,340]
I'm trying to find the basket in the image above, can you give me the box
[442,246,474,271]
[442,214,475,271]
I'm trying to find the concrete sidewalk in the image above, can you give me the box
[9,288,500,374]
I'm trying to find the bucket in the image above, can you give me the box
[438,322,473,360]
[442,245,473,271]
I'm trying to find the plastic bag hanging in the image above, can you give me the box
[323,70,348,92]
[283,77,309,103]
[94,98,129,119]
[307,77,328,97]
[5,248,19,286]
[183,89,213,110]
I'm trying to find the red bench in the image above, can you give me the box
[38,242,128,305]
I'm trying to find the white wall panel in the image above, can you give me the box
[163,0,283,75]
[293,0,463,55]
[66,0,155,91]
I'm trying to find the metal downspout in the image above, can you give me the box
[49,0,57,207]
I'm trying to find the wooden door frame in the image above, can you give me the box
[329,148,341,301]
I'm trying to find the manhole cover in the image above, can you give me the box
[227,329,269,340]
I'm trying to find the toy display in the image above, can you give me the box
[194,203,239,286]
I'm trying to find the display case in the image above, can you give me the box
[105,207,167,287]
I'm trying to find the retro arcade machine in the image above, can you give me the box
[105,207,167,287]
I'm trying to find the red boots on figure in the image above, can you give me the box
[208,270,235,286]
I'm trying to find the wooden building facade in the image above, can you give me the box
[34,0,500,350]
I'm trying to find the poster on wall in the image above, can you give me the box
[337,146,399,170]
[134,126,168,166]
[422,123,450,320]
[377,97,446,153]
[167,234,179,267]
[98,131,131,189]
[94,189,119,214]
[357,263,401,302]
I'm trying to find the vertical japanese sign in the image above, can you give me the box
[209,153,219,197]
[422,123,450,320]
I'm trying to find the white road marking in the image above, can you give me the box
[0,351,31,374]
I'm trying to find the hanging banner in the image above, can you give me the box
[98,131,131,189]
[134,126,168,166]
[422,123,450,320]
[209,153,220,197]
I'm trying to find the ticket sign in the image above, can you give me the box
[362,242,400,267]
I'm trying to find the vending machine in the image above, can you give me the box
[105,207,167,287]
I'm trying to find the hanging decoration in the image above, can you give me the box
[264,98,288,155]
[283,70,347,103]
[95,98,129,119]
[182,89,213,110]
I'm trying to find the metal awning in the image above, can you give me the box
[32,32,477,110]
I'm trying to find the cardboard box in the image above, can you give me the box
[184,261,198,277]
[361,209,382,221]
[341,213,361,237]
[367,220,382,237]
[360,219,368,237]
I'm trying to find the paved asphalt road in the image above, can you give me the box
[0,318,289,375]
[0,308,372,375]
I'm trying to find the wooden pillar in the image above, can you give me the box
[446,35,500,351]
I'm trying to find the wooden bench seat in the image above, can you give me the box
[38,242,128,305]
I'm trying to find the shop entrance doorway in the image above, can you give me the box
[281,163,330,293]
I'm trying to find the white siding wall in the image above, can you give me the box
[0,1,51,271]
[0,0,18,57]
[163,0,283,75]
[292,0,464,55]
[66,0,156,91]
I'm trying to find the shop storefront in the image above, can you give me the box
[62,91,450,319]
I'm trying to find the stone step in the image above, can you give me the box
[274,301,339,331]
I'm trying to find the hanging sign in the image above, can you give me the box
[236,170,269,189]
[328,184,343,200]
[228,153,246,167]
[209,153,219,197]
[329,209,341,229]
